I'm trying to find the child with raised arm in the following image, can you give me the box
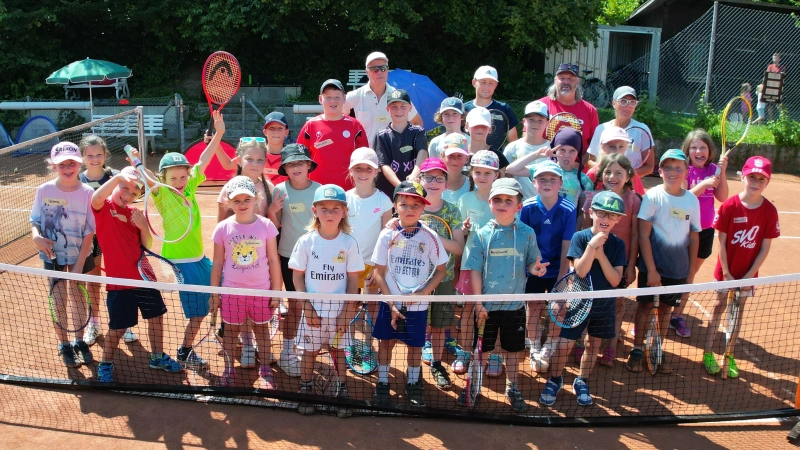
[291,184,364,417]
[460,178,548,412]
[703,157,779,378]
[92,165,183,382]
[375,89,428,198]
[503,100,551,200]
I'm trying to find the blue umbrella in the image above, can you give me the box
[387,69,447,132]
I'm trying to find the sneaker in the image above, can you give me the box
[259,368,276,390]
[59,343,80,368]
[220,368,235,387]
[573,377,593,406]
[626,348,644,373]
[452,350,469,375]
[444,337,462,356]
[529,348,541,371]
[703,352,721,375]
[669,316,691,338]
[599,346,615,367]
[97,362,113,382]
[83,322,101,346]
[421,341,433,366]
[123,328,139,343]
[539,377,563,406]
[278,348,301,377]
[177,347,208,369]
[485,354,504,378]
[374,382,391,406]
[456,388,468,407]
[405,382,426,407]
[574,344,585,364]
[658,355,672,374]
[298,383,315,415]
[241,345,256,369]
[726,355,739,378]
[506,385,528,412]
[279,302,288,316]
[525,338,532,349]
[337,386,353,418]
[73,340,93,364]
[430,364,452,390]
[537,345,552,372]
[149,353,183,373]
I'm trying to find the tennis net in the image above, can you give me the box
[0,262,798,425]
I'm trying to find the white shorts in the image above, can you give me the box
[713,279,754,298]
[295,313,352,353]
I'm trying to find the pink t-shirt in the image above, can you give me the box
[687,163,718,229]
[211,215,279,289]
[583,189,641,255]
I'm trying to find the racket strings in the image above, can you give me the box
[147,186,192,242]
[203,54,241,104]
[140,255,181,283]
[546,113,582,140]
[420,215,452,240]
[389,229,438,292]
[51,281,90,331]
[313,354,339,396]
[625,127,653,169]
[188,338,227,386]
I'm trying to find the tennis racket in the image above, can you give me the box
[624,126,654,170]
[123,145,194,243]
[49,276,91,333]
[486,109,510,149]
[269,309,280,340]
[187,309,229,387]
[202,51,241,136]
[548,270,593,328]
[138,246,184,284]
[721,288,741,379]
[313,334,341,397]
[346,303,377,375]
[717,96,752,176]
[464,319,486,409]
[387,226,441,295]
[645,294,663,376]
[420,214,453,241]
[546,112,582,141]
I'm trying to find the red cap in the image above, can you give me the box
[741,156,772,180]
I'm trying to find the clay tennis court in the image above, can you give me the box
[2,167,800,448]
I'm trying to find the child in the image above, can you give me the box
[539,191,626,407]
[503,100,551,200]
[290,184,364,417]
[670,130,728,338]
[269,144,322,377]
[371,181,448,408]
[753,84,766,125]
[211,176,282,388]
[519,161,576,372]
[428,97,467,159]
[31,142,97,368]
[625,149,701,374]
[585,126,630,184]
[441,133,472,204]
[465,107,510,172]
[262,112,291,185]
[703,156,779,378]
[375,89,428,198]
[460,178,548,412]
[741,83,753,115]
[417,158,466,389]
[91,164,183,382]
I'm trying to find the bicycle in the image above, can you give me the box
[580,69,611,109]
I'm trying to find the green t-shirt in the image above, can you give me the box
[160,165,206,262]
[424,201,462,282]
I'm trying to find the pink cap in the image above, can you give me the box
[600,126,631,144]
[349,147,379,169]
[420,157,448,173]
[50,142,82,164]
[741,156,772,180]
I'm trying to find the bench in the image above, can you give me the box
[91,114,164,153]
[65,78,130,101]
[347,70,368,89]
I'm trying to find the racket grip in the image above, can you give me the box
[123,145,143,167]
[206,118,216,137]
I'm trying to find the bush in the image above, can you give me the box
[768,109,800,146]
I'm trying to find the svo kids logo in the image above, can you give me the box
[731,226,759,249]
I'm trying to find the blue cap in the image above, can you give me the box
[313,184,347,205]
[263,112,288,128]
[533,161,564,178]
[659,149,687,165]
[439,97,464,114]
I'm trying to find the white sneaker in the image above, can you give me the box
[277,348,301,377]
[241,345,256,369]
[123,328,139,343]
[84,322,101,346]
[536,345,551,372]
[279,302,288,316]
[529,348,540,371]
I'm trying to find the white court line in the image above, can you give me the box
[692,299,712,319]
[741,346,761,363]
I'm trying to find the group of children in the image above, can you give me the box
[32,78,779,413]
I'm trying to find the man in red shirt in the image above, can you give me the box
[297,79,369,189]
[766,53,787,121]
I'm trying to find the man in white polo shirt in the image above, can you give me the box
[345,51,422,147]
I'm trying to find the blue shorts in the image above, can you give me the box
[559,298,616,340]
[372,302,427,348]
[107,288,167,330]
[175,257,212,319]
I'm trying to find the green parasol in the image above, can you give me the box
[46,58,132,114]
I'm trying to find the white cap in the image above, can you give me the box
[349,147,379,169]
[466,107,492,128]
[524,100,548,118]
[365,52,388,67]
[226,176,257,199]
[473,66,499,82]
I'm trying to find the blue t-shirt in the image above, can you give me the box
[464,100,520,132]
[567,228,626,302]
[520,196,577,278]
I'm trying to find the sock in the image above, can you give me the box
[283,339,293,353]
[378,365,390,383]
[179,346,192,354]
[506,380,517,392]
[408,366,421,384]
[425,333,431,341]
[432,361,443,369]
[90,316,100,326]
[550,375,563,385]
[444,328,452,339]
[241,332,254,347]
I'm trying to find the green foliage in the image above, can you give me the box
[598,0,642,25]
[768,109,800,146]
[694,93,720,136]
[632,93,693,141]
[56,110,86,130]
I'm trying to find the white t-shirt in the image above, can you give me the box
[346,188,393,264]
[288,230,365,318]
[428,132,471,160]
[30,181,96,265]
[274,181,322,257]
[345,83,418,147]
[587,119,652,160]
[503,139,551,201]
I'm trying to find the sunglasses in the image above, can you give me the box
[558,63,579,73]
[239,137,266,144]
[368,65,389,73]
[616,99,639,107]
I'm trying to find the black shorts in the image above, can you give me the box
[280,255,296,292]
[697,227,715,259]
[474,308,526,353]
[44,258,96,290]
[559,298,616,340]
[107,288,167,330]
[636,271,686,307]
[525,276,557,294]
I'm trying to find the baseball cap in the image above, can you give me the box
[263,111,288,128]
[387,89,411,105]
[50,142,82,164]
[591,190,626,216]
[489,178,522,199]
[313,184,347,205]
[320,79,344,94]
[419,158,448,174]
[741,156,772,180]
[613,86,637,101]
[439,97,464,115]
[524,101,548,118]
[279,143,318,175]
[659,149,687,166]
[600,126,632,144]
[473,66,499,82]
[349,147,379,169]
[226,175,257,199]
[158,152,190,172]
[365,51,388,67]
[120,166,144,189]
[533,161,564,178]
[393,181,431,205]
[466,107,492,128]
[470,150,499,170]
[556,63,579,76]
[443,133,469,156]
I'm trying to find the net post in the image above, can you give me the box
[136,106,146,166]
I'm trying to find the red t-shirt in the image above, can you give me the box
[713,195,780,280]
[264,151,287,185]
[93,198,146,290]
[538,97,599,156]
[296,115,369,189]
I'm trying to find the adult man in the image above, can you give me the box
[464,66,519,144]
[345,52,422,148]
[766,53,787,121]
[538,63,600,167]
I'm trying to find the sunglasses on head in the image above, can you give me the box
[239,137,266,144]
[558,63,579,73]
[368,65,389,73]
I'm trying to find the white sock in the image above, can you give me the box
[90,317,100,326]
[407,366,421,384]
[241,332,254,347]
[532,338,542,353]
[283,339,293,354]
[378,364,390,383]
